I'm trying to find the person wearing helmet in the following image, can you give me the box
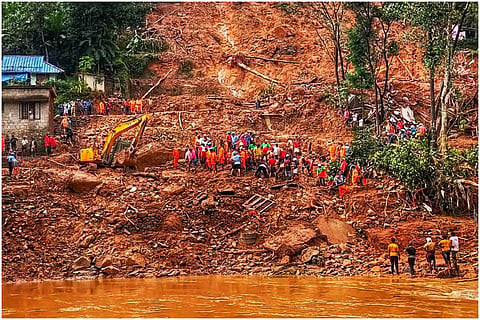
[424,237,436,273]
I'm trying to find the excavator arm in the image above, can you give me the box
[101,113,151,165]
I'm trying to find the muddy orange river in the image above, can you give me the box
[2,276,477,318]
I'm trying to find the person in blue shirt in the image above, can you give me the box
[231,151,241,176]
[7,152,16,177]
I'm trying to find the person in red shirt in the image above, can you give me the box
[44,135,51,155]
[49,135,57,154]
[293,140,300,155]
[268,156,277,178]
[172,147,180,169]
[1,137,4,156]
[279,149,286,161]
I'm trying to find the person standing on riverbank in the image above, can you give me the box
[450,231,459,273]
[438,235,452,268]
[424,237,436,273]
[405,243,416,276]
[388,237,400,275]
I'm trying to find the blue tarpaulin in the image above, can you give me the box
[2,73,29,83]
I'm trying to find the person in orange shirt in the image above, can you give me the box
[339,143,347,159]
[240,149,247,170]
[136,99,143,113]
[388,237,400,275]
[217,145,225,170]
[352,163,361,185]
[129,99,135,114]
[206,148,212,170]
[210,149,217,173]
[224,140,229,154]
[99,101,105,115]
[328,142,336,161]
[172,147,180,169]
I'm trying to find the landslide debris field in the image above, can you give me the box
[2,3,478,282]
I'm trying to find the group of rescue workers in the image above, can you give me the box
[172,131,370,197]
[387,231,460,276]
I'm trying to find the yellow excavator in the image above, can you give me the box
[79,113,151,168]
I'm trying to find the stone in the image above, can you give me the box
[280,255,291,264]
[162,185,186,195]
[72,256,91,270]
[95,256,113,269]
[79,235,95,248]
[300,246,320,264]
[342,259,352,266]
[371,266,381,273]
[126,253,146,267]
[102,265,120,275]
[68,172,102,193]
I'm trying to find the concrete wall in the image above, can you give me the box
[2,86,54,138]
[80,74,105,92]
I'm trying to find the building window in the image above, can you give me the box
[19,102,40,120]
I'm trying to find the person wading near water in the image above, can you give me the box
[438,234,452,268]
[388,237,400,275]
[424,237,436,273]
[405,243,416,276]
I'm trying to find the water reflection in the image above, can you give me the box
[2,276,478,318]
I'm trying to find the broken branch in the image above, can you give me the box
[141,68,173,100]
[236,62,285,87]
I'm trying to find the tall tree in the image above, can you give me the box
[345,3,399,135]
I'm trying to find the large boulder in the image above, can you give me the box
[68,171,102,193]
[72,256,91,270]
[95,255,113,269]
[102,265,120,275]
[264,223,327,256]
[315,216,354,244]
[162,184,185,195]
[125,253,146,267]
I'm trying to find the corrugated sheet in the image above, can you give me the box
[2,55,64,74]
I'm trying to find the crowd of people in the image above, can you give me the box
[57,97,153,117]
[383,112,427,143]
[388,231,460,276]
[172,131,371,197]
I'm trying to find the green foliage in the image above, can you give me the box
[464,147,478,170]
[345,27,374,89]
[327,159,340,178]
[276,2,299,14]
[45,78,90,104]
[373,138,434,191]
[346,127,384,166]
[123,53,158,78]
[78,56,95,74]
[258,82,276,98]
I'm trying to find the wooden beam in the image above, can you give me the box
[236,62,285,87]
[141,68,173,100]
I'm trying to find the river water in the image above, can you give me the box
[2,276,477,318]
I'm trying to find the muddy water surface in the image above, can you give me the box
[2,276,477,318]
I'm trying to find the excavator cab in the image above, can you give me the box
[79,113,151,167]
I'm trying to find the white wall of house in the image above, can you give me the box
[80,73,105,92]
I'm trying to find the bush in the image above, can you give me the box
[373,138,433,191]
[45,77,90,104]
[346,127,384,166]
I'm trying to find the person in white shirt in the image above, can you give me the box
[449,231,459,272]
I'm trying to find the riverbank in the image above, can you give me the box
[2,155,478,283]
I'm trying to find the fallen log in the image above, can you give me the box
[236,62,285,87]
[141,68,173,100]
[178,111,184,130]
[244,54,299,64]
[220,222,249,239]
[454,179,479,188]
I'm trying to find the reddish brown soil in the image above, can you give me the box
[2,3,478,282]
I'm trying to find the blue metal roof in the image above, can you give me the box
[2,55,64,74]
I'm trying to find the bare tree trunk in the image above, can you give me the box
[336,24,346,81]
[429,65,437,150]
[439,2,469,154]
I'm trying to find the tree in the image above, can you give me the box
[312,3,347,91]
[345,3,399,135]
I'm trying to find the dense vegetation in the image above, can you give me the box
[2,2,157,95]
